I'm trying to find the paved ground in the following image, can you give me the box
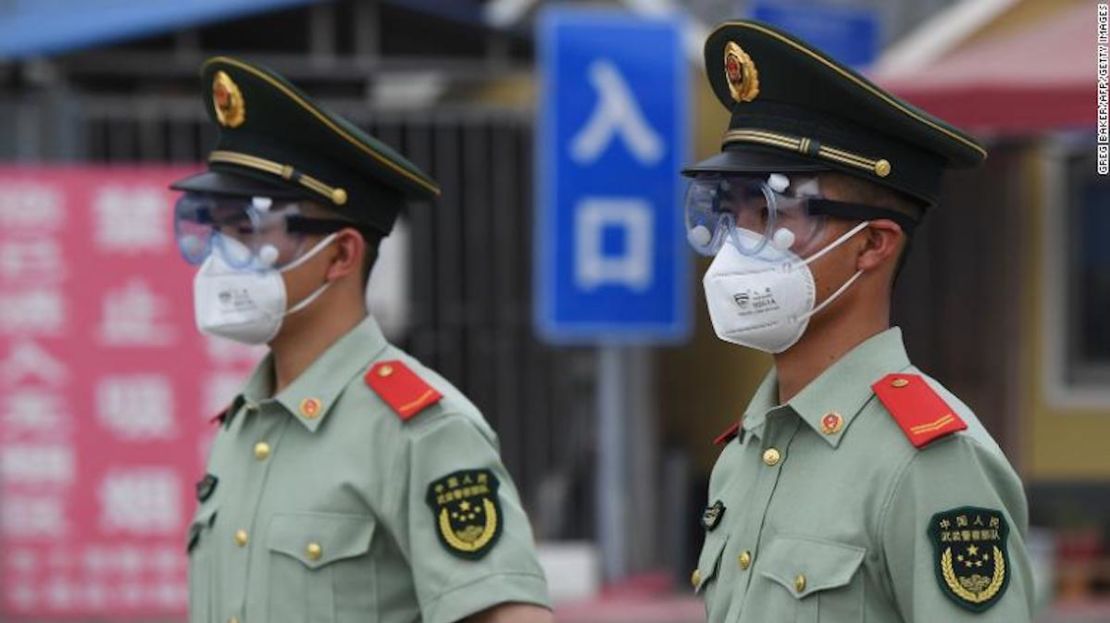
[554,592,1110,622]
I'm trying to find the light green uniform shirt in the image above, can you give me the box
[187,316,551,623]
[695,328,1033,622]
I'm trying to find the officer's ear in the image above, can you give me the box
[856,219,904,274]
[324,228,366,283]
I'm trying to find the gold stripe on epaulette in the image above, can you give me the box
[709,22,988,161]
[723,129,892,178]
[203,57,441,197]
[209,150,348,206]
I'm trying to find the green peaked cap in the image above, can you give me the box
[172,56,439,235]
[685,20,987,210]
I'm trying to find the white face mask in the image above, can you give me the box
[702,221,869,353]
[193,234,338,345]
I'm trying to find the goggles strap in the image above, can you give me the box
[807,198,918,235]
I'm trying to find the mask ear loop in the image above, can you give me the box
[797,221,871,321]
[801,220,870,267]
[280,233,340,317]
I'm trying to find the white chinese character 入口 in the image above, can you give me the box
[3,389,71,437]
[0,183,63,231]
[1,495,68,537]
[92,185,169,252]
[98,468,181,535]
[0,288,65,335]
[569,59,664,166]
[0,443,75,485]
[1,339,67,385]
[95,375,176,441]
[0,239,66,282]
[98,279,177,347]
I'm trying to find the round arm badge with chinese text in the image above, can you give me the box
[928,506,1011,612]
[426,468,503,560]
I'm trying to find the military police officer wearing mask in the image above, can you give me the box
[173,57,552,623]
[685,22,1033,622]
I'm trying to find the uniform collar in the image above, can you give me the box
[743,328,912,447]
[235,315,390,432]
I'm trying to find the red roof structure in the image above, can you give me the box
[873,2,1094,133]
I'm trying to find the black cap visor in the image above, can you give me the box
[682,145,831,177]
[169,168,317,201]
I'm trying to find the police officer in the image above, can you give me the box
[683,21,1033,622]
[172,57,552,623]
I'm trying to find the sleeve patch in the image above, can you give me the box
[702,500,726,531]
[195,474,218,503]
[365,360,443,420]
[425,469,502,560]
[872,373,967,448]
[928,506,1011,612]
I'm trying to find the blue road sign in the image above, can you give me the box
[750,2,880,69]
[535,9,689,344]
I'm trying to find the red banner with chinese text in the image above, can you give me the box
[0,167,261,619]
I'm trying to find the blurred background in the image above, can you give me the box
[0,0,1106,621]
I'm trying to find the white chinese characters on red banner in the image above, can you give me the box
[0,168,262,619]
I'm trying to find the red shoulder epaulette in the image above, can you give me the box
[714,421,741,446]
[872,373,967,449]
[365,360,443,421]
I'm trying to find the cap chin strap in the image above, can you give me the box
[281,233,339,317]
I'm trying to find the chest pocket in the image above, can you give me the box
[758,536,866,623]
[187,505,218,623]
[266,512,377,623]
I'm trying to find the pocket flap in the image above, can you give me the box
[694,534,729,594]
[186,505,218,552]
[267,513,375,570]
[758,536,865,599]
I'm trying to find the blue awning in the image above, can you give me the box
[0,0,321,60]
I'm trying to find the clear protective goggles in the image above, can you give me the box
[174,193,354,270]
[684,173,836,259]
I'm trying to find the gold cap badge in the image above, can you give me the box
[212,70,246,128]
[724,41,759,103]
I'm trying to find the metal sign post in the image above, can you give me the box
[536,8,688,580]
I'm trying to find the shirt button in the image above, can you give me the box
[228,617,240,623]
[254,441,271,460]
[306,542,323,561]
[738,550,752,570]
[794,574,807,593]
[234,530,248,547]
[762,447,782,466]
[690,568,701,589]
